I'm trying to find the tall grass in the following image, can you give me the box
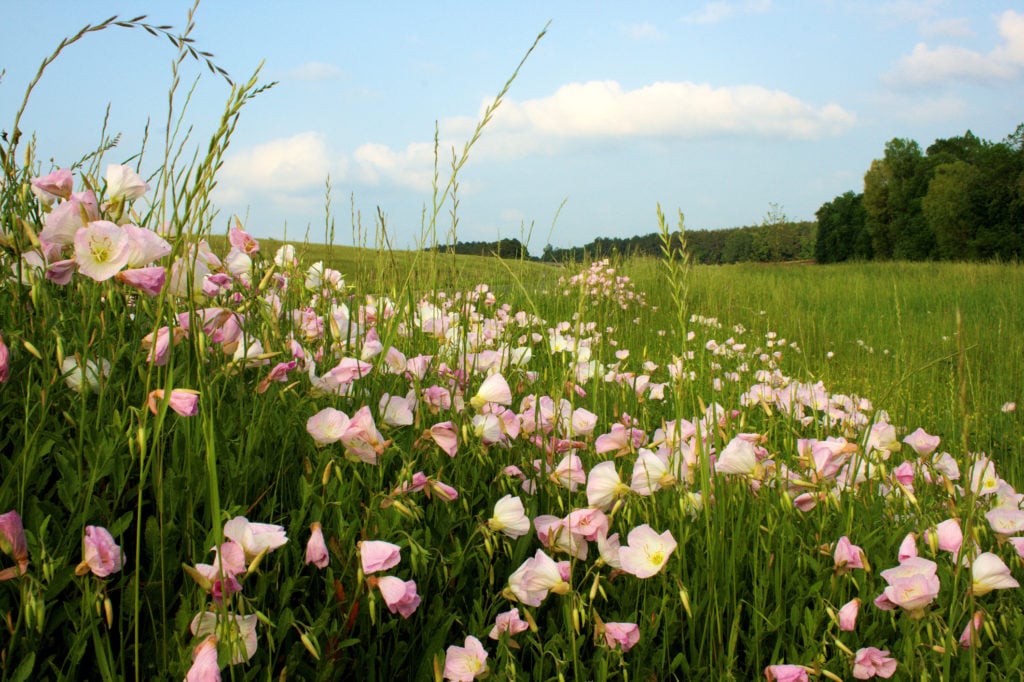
[3,8,1024,682]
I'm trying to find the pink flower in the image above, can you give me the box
[339,405,387,464]
[31,168,73,204]
[959,610,984,648]
[185,635,221,682]
[764,664,809,681]
[122,224,171,266]
[971,551,1019,596]
[222,516,287,561]
[305,522,329,569]
[40,190,99,245]
[74,221,132,281]
[833,536,865,572]
[1002,402,1017,413]
[618,524,676,579]
[116,266,166,296]
[603,622,640,651]
[506,549,569,606]
[715,436,760,476]
[0,334,9,384]
[903,427,940,456]
[879,557,940,614]
[306,407,350,447]
[75,526,124,577]
[587,461,628,510]
[105,163,149,201]
[470,373,512,409]
[228,225,260,254]
[489,608,529,640]
[193,541,246,600]
[488,495,530,539]
[852,647,897,679]
[428,421,459,457]
[444,635,488,681]
[838,598,860,631]
[897,532,918,561]
[0,510,29,580]
[360,540,401,574]
[147,388,199,417]
[376,576,421,618]
[925,518,962,555]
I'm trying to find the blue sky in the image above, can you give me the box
[3,1,1023,249]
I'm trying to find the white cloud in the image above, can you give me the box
[218,131,335,192]
[920,17,973,40]
[622,22,664,41]
[352,141,438,191]
[285,61,344,81]
[486,80,855,141]
[885,10,1024,87]
[682,0,771,25]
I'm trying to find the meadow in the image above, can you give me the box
[2,11,1024,682]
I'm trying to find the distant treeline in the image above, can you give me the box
[816,124,1024,263]
[438,124,1024,265]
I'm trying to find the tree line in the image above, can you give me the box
[439,124,1023,265]
[816,124,1024,263]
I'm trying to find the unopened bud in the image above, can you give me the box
[104,597,113,629]
[300,632,320,660]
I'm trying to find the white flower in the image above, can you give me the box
[105,164,149,201]
[488,495,530,539]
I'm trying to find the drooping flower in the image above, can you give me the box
[376,576,421,618]
[834,536,866,573]
[74,221,132,281]
[185,635,222,682]
[193,541,246,600]
[359,540,401,574]
[147,388,199,417]
[489,608,529,640]
[618,524,676,579]
[971,552,1020,596]
[428,421,459,457]
[764,664,809,681]
[838,598,860,631]
[39,190,99,245]
[470,373,512,409]
[0,334,9,384]
[31,168,73,204]
[902,427,940,456]
[506,549,570,607]
[122,224,172,266]
[443,635,488,681]
[0,510,29,580]
[852,647,897,679]
[190,611,258,664]
[959,610,984,648]
[75,525,124,577]
[924,518,962,556]
[602,622,640,651]
[222,516,287,561]
[305,522,329,569]
[488,495,530,539]
[587,460,629,510]
[715,436,760,476]
[62,356,110,394]
[116,266,166,296]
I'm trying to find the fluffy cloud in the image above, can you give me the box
[487,80,855,141]
[886,10,1024,87]
[352,141,438,191]
[218,132,334,192]
[682,0,771,25]
[621,22,664,41]
[285,61,344,81]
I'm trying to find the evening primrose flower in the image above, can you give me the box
[75,525,124,577]
[602,622,640,652]
[147,388,199,417]
[489,608,529,640]
[618,524,676,579]
[0,334,8,384]
[878,557,940,614]
[222,516,287,562]
[185,635,221,682]
[305,522,329,569]
[105,163,150,201]
[470,372,512,409]
[62,356,110,393]
[764,664,809,681]
[359,540,401,574]
[838,598,861,631]
[902,427,940,456]
[586,460,629,510]
[488,495,530,539]
[443,635,488,681]
[376,576,421,618]
[30,167,73,204]
[0,510,29,580]
[74,221,132,281]
[190,611,258,664]
[971,552,1019,596]
[852,647,897,679]
[833,536,865,573]
[715,436,761,477]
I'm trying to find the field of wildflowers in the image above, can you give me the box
[2,10,1024,682]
